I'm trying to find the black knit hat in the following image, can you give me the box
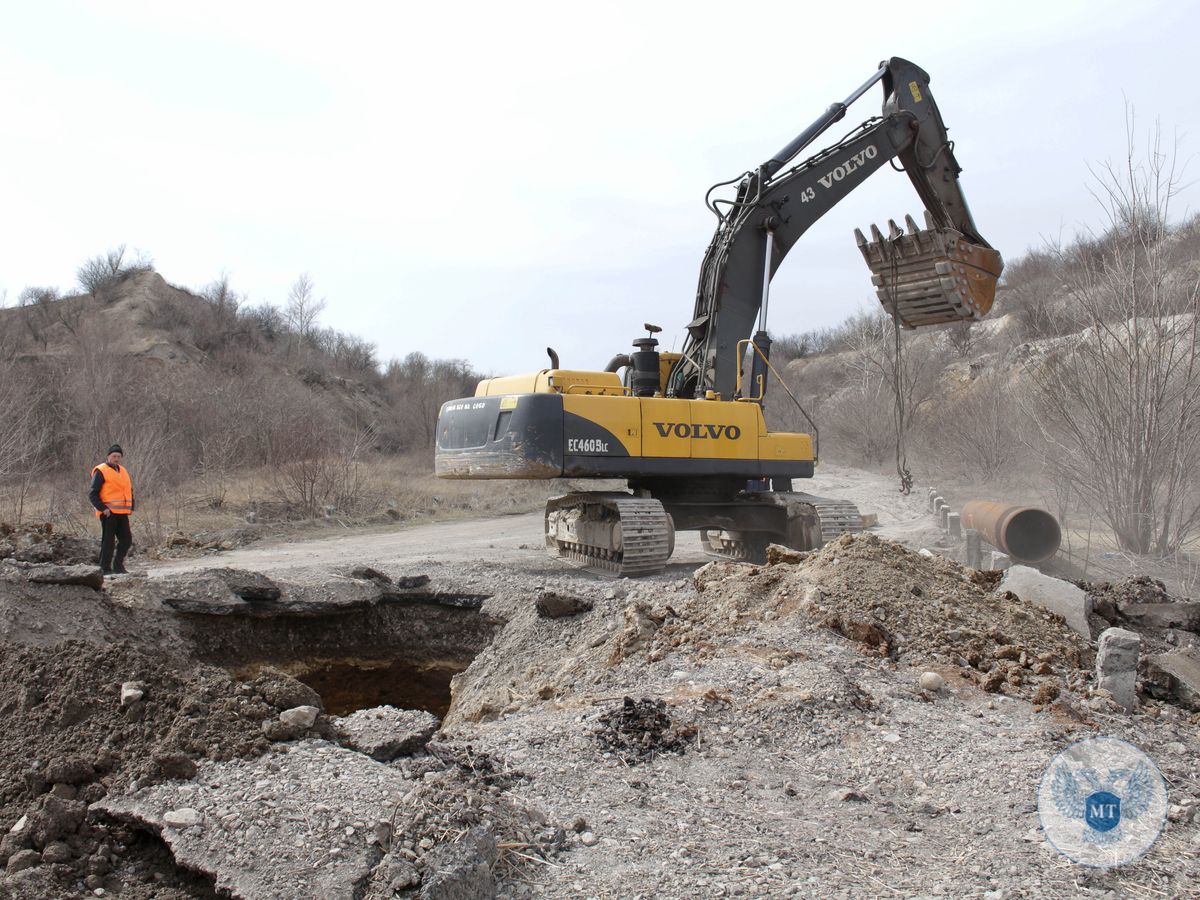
[107,444,124,456]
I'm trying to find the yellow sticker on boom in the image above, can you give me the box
[499,396,518,410]
[908,81,923,102]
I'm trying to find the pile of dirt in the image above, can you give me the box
[593,697,697,764]
[0,640,320,893]
[0,524,95,566]
[686,533,1089,703]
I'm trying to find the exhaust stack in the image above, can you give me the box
[961,501,1061,564]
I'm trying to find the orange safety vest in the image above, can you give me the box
[91,463,133,517]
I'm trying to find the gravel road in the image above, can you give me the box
[149,464,936,580]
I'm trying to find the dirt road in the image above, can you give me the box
[150,464,937,579]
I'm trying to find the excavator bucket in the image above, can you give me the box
[855,212,1003,328]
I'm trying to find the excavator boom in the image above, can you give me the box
[670,57,1002,400]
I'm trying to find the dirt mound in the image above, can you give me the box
[0,524,95,566]
[0,641,317,892]
[688,533,1088,702]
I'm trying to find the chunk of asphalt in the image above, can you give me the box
[419,826,498,900]
[21,564,104,590]
[96,741,407,900]
[333,706,439,761]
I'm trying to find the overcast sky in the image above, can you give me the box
[2,1,1196,375]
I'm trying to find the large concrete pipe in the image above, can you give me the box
[960,501,1061,564]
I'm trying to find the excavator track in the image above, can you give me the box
[700,492,864,564]
[791,492,865,544]
[545,494,675,577]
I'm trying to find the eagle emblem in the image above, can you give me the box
[1050,761,1155,845]
[1039,737,1167,866]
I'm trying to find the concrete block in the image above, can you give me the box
[947,512,961,540]
[1096,627,1141,711]
[928,489,938,511]
[965,529,982,569]
[990,551,1011,572]
[1000,565,1092,638]
[938,507,949,530]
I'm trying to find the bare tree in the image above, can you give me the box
[284,274,327,353]
[945,320,976,359]
[1029,115,1200,555]
[76,245,153,300]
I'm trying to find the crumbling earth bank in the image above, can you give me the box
[0,639,326,896]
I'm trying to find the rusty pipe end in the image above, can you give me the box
[960,501,1061,564]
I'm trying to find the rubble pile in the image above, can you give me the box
[1085,575,1200,711]
[0,641,325,892]
[0,523,96,567]
[367,741,563,896]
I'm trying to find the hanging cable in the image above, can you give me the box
[883,237,913,495]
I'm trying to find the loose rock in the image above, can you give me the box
[279,705,320,730]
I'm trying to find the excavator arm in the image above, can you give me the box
[669,57,1002,400]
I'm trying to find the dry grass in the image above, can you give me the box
[0,453,565,551]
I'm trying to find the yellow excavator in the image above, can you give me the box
[435,57,1003,576]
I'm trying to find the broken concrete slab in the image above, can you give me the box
[1096,627,1140,711]
[20,564,104,590]
[999,565,1092,639]
[1147,647,1200,711]
[160,575,383,616]
[333,706,439,761]
[96,741,407,900]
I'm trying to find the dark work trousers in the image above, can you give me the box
[99,514,133,573]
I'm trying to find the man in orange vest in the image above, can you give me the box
[89,444,135,575]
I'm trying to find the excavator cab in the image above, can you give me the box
[856,211,1003,328]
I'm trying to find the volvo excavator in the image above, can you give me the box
[435,57,1003,576]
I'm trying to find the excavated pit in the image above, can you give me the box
[170,584,497,717]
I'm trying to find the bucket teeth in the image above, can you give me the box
[856,213,1004,328]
